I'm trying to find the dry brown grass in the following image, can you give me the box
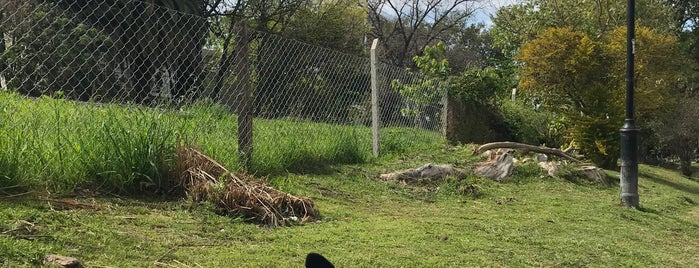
[175,144,318,226]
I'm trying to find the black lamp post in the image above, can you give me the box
[620,0,639,208]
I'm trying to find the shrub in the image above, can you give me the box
[499,100,567,147]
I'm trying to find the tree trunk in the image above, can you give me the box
[680,153,693,177]
[211,19,238,101]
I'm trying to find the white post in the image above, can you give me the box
[370,39,380,157]
[511,88,517,102]
[0,33,10,91]
[441,79,450,137]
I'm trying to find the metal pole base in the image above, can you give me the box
[620,119,639,208]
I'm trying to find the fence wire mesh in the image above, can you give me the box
[0,0,445,191]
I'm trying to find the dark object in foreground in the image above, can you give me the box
[306,253,334,268]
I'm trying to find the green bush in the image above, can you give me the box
[449,67,507,106]
[499,100,567,147]
[568,115,620,169]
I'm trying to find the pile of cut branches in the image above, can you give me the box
[175,144,318,226]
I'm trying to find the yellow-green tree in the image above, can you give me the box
[518,27,680,168]
[604,27,681,118]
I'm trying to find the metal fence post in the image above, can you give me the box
[370,39,380,157]
[233,24,253,171]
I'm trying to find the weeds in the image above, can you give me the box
[0,93,443,194]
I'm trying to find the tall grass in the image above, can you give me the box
[0,93,444,194]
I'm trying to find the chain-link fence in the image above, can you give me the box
[0,0,445,191]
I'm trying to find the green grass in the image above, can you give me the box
[0,93,697,267]
[0,144,697,267]
[0,93,442,193]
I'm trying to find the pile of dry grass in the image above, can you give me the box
[175,144,318,226]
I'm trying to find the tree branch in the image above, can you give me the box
[474,142,582,163]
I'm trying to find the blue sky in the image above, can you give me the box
[470,0,521,27]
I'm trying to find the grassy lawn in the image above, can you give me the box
[1,143,698,267]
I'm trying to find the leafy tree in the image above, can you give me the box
[490,0,676,57]
[284,0,368,55]
[443,24,511,74]
[250,0,370,122]
[517,26,681,168]
[664,0,699,30]
[450,67,506,107]
[517,27,619,167]
[650,92,699,176]
[604,27,681,119]
[392,42,449,129]
[0,1,117,100]
[0,0,210,103]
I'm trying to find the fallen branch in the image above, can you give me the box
[475,142,582,163]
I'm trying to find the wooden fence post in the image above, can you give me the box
[233,23,253,171]
[370,39,380,157]
[441,83,449,137]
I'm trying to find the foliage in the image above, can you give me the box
[413,42,451,78]
[392,42,449,121]
[449,66,508,107]
[603,27,681,119]
[517,27,617,167]
[518,27,615,113]
[499,100,567,147]
[517,26,681,168]
[0,3,116,100]
[444,24,504,73]
[650,91,699,176]
[490,0,696,169]
[490,0,676,56]
[284,0,369,56]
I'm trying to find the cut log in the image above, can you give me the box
[580,166,608,184]
[538,161,560,176]
[474,151,515,181]
[475,142,582,163]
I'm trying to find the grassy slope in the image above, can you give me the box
[1,146,698,267]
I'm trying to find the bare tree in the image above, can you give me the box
[205,0,309,100]
[366,0,477,67]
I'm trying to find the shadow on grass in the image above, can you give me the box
[637,206,660,214]
[639,169,699,195]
